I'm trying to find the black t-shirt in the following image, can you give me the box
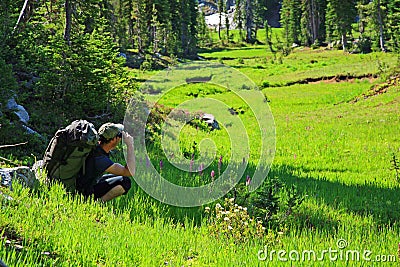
[77,145,114,195]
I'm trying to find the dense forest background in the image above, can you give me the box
[0,0,399,158]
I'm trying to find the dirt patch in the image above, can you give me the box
[309,75,377,85]
[349,74,400,103]
[286,73,377,86]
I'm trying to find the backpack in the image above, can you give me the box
[43,120,99,192]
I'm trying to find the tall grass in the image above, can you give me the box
[1,46,399,266]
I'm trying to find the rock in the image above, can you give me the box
[0,166,39,190]
[6,98,29,124]
[201,113,220,130]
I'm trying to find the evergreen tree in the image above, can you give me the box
[218,0,224,40]
[197,10,211,47]
[300,0,327,46]
[234,0,245,41]
[386,0,400,51]
[326,0,357,51]
[281,0,302,45]
[245,0,255,43]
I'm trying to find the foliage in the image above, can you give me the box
[1,47,400,265]
[391,154,400,183]
[0,58,17,110]
[229,177,305,229]
[205,198,270,244]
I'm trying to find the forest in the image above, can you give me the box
[1,1,399,155]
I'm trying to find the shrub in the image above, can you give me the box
[205,198,274,244]
[231,177,305,229]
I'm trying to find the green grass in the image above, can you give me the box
[1,45,400,266]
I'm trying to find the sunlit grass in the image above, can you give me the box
[1,45,400,266]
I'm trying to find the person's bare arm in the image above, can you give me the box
[105,132,135,177]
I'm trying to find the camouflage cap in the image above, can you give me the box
[98,123,124,140]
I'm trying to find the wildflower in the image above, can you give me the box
[205,207,210,213]
[215,203,222,209]
[224,217,230,221]
[159,160,163,170]
[243,207,247,211]
[218,155,222,175]
[246,175,251,186]
[228,198,234,203]
[199,163,204,176]
[211,170,215,179]
[228,225,233,230]
[234,209,239,213]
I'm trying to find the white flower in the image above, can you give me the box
[228,225,233,230]
[224,217,230,221]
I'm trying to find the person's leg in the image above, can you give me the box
[93,175,131,201]
[100,185,125,201]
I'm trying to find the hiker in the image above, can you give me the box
[76,123,136,201]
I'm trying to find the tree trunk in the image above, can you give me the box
[12,0,30,34]
[376,0,386,52]
[218,12,222,40]
[341,33,347,51]
[64,0,72,45]
[245,0,252,42]
[311,0,318,43]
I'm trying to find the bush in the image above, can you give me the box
[230,177,305,229]
[0,58,17,110]
[205,198,274,243]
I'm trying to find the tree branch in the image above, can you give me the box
[0,142,28,149]
[12,0,30,35]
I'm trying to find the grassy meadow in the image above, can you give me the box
[1,41,400,266]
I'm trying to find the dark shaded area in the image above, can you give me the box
[0,226,58,266]
[112,159,400,233]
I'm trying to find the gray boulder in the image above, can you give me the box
[6,98,29,124]
[0,166,39,190]
[201,113,220,130]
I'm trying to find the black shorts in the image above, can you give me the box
[92,174,131,199]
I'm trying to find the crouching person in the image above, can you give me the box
[77,123,135,202]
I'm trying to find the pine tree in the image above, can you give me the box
[197,10,211,47]
[300,0,327,46]
[386,0,400,51]
[218,0,224,40]
[326,0,357,51]
[245,0,255,43]
[281,0,302,45]
[234,0,245,41]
